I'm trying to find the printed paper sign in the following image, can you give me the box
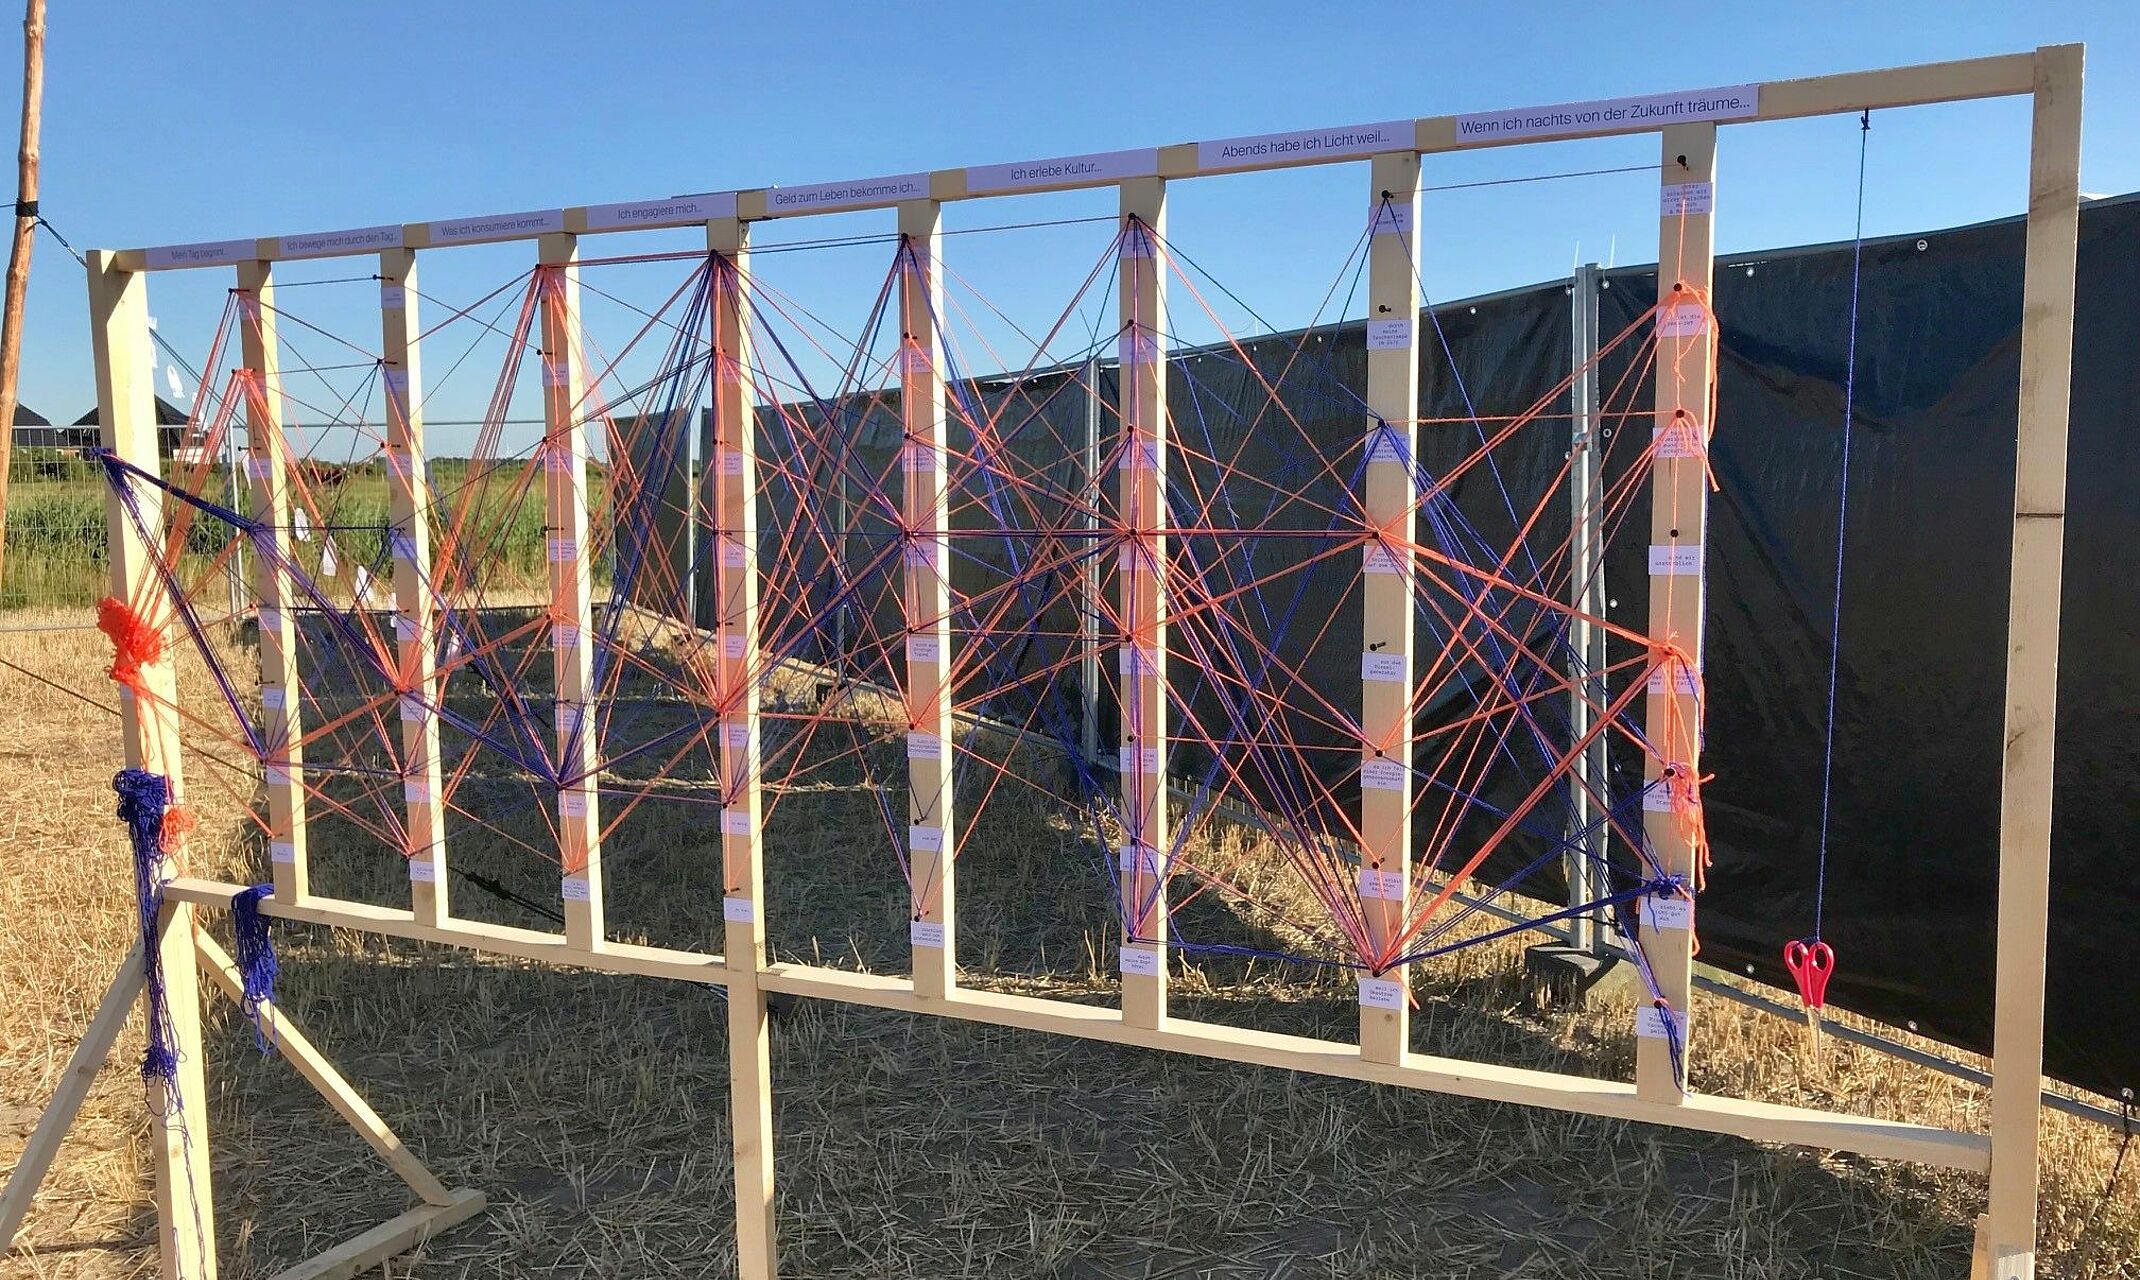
[718,447,745,475]
[561,875,592,902]
[1361,651,1406,683]
[1117,438,1159,470]
[279,225,401,259]
[1657,300,1709,337]
[1198,120,1412,171]
[270,841,295,865]
[1360,757,1408,791]
[1646,664,1701,696]
[143,238,255,270]
[1119,646,1159,678]
[1119,843,1161,878]
[1359,867,1406,901]
[722,634,746,659]
[1369,203,1413,237]
[1648,544,1702,576]
[559,790,589,818]
[1364,427,1409,464]
[1366,319,1413,350]
[722,809,752,836]
[1119,330,1160,367]
[547,536,578,564]
[723,723,750,750]
[910,825,945,854]
[1455,85,1760,142]
[553,622,581,650]
[380,284,408,310]
[261,685,286,711]
[1642,780,1676,813]
[1660,182,1714,217]
[1635,1003,1682,1039]
[583,192,738,231]
[1119,745,1160,777]
[399,694,426,722]
[906,634,942,664]
[1364,544,1403,575]
[264,765,291,786]
[1652,421,1705,459]
[1641,895,1695,932]
[723,896,756,923]
[1359,976,1405,1009]
[429,209,565,244]
[966,148,1157,194]
[910,920,946,947]
[408,857,437,882]
[1119,946,1161,977]
[404,778,433,806]
[906,731,944,760]
[765,173,929,214]
[260,606,284,633]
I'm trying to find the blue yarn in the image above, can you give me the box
[230,885,279,1056]
[114,768,181,1098]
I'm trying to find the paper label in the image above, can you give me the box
[1118,744,1159,775]
[383,368,410,397]
[909,824,945,854]
[902,441,937,473]
[1119,330,1160,367]
[1365,427,1409,465]
[542,358,570,388]
[1359,976,1405,1009]
[399,694,426,722]
[1119,843,1161,878]
[1369,202,1413,237]
[395,613,419,642]
[1660,182,1714,217]
[408,856,437,882]
[1117,438,1159,471]
[561,875,592,902]
[270,840,295,865]
[906,634,941,664]
[1642,780,1676,813]
[380,283,408,310]
[1359,867,1406,901]
[722,809,752,836]
[143,238,255,269]
[583,191,738,230]
[259,606,284,632]
[720,540,747,569]
[1364,544,1402,575]
[245,454,272,482]
[902,541,943,571]
[556,703,583,737]
[1119,645,1158,678]
[428,209,565,244]
[261,685,286,710]
[906,731,944,760]
[1366,319,1413,350]
[765,173,929,214]
[1118,229,1156,259]
[1119,945,1161,976]
[1652,421,1704,459]
[279,224,401,259]
[900,346,934,377]
[1647,664,1701,696]
[1648,544,1702,576]
[1657,300,1709,338]
[1635,1003,1681,1039]
[1198,119,1412,171]
[264,765,291,786]
[559,789,589,818]
[718,447,744,475]
[547,536,578,563]
[1361,651,1406,683]
[1641,894,1695,932]
[723,896,756,923]
[553,622,581,650]
[722,634,746,659]
[910,919,946,947]
[966,147,1157,194]
[723,723,750,750]
[1455,85,1760,142]
[1360,757,1408,791]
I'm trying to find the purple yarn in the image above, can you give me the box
[230,885,279,1056]
[114,768,182,1098]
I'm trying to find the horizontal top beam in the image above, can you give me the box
[110,49,2052,272]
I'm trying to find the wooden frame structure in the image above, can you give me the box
[4,48,2080,1280]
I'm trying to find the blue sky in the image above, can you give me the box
[7,1,2135,431]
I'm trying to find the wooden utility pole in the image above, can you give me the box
[0,0,48,597]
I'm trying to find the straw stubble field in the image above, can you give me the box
[0,609,2133,1279]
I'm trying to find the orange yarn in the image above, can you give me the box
[159,805,197,854]
[96,597,166,693]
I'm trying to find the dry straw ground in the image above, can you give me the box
[1,607,2134,1279]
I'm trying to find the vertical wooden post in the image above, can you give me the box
[1635,123,1717,1103]
[1566,261,1607,952]
[709,217,776,1280]
[898,198,957,1000]
[1982,42,2083,1280]
[88,249,216,1277]
[0,0,47,592]
[381,248,448,922]
[1116,177,1169,1030]
[1358,152,1421,1064]
[235,260,310,904]
[538,231,603,947]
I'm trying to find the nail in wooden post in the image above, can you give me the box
[236,259,310,904]
[1358,152,1421,1064]
[538,231,603,946]
[380,249,448,921]
[1982,42,2083,1280]
[1117,177,1169,1030]
[898,197,957,1000]
[1636,123,1717,1103]
[709,216,777,1280]
[88,248,217,1277]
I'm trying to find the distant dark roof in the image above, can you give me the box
[12,404,48,426]
[72,396,190,427]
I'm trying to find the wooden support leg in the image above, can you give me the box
[0,947,144,1251]
[152,900,218,1279]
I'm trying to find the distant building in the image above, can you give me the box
[64,396,194,455]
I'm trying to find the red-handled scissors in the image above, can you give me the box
[1783,938,1836,1011]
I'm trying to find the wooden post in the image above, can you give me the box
[898,197,956,1001]
[1117,177,1169,1030]
[381,248,448,922]
[538,232,603,948]
[709,216,776,1280]
[1358,152,1421,1063]
[1981,42,2083,1280]
[1635,123,1717,1103]
[0,0,46,594]
[88,248,216,1277]
[235,260,310,904]
[1566,261,1607,952]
